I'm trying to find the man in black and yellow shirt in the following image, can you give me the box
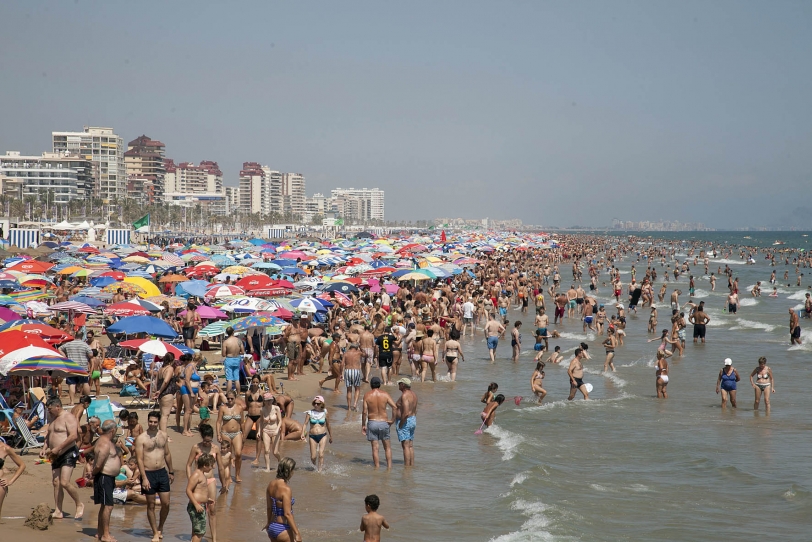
[375,327,397,385]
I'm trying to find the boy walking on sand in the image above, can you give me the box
[186,453,215,542]
[360,494,390,541]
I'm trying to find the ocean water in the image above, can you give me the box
[108,232,812,541]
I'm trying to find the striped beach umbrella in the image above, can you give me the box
[10,355,88,377]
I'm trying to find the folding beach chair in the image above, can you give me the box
[125,383,154,409]
[87,395,115,424]
[13,415,45,455]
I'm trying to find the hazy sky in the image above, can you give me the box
[1,1,810,228]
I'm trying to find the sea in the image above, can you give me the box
[108,231,812,541]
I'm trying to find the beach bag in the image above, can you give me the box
[119,384,139,397]
[102,358,116,370]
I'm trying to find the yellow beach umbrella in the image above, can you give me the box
[124,277,161,297]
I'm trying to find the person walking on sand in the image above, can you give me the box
[42,397,84,520]
[135,411,174,542]
[91,419,121,542]
[0,436,25,519]
[343,342,363,411]
[395,378,417,467]
[186,454,215,542]
[301,396,332,472]
[362,377,397,469]
[716,358,740,409]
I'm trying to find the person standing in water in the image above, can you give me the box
[567,348,589,401]
[655,351,669,399]
[789,308,802,345]
[484,314,505,363]
[362,377,397,469]
[395,378,417,467]
[749,356,775,411]
[716,358,740,409]
[480,394,505,427]
[511,321,522,363]
[530,362,546,403]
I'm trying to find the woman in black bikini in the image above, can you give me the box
[244,376,264,466]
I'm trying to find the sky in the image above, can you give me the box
[1,1,810,228]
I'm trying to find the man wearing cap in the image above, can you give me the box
[361,377,397,469]
[395,378,418,467]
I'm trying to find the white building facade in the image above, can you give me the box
[52,127,125,201]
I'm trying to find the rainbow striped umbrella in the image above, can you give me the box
[9,355,88,377]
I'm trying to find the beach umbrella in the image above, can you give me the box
[398,272,432,281]
[119,339,192,358]
[317,291,353,307]
[124,277,161,297]
[106,316,179,338]
[251,261,282,271]
[102,282,146,296]
[221,297,274,313]
[0,306,22,322]
[180,305,227,320]
[281,267,307,276]
[1,322,73,345]
[77,286,104,298]
[90,276,119,288]
[132,298,163,312]
[122,255,150,264]
[50,301,98,316]
[198,320,231,337]
[205,285,245,298]
[270,307,294,320]
[175,280,209,298]
[235,275,274,290]
[159,273,189,283]
[69,296,106,308]
[288,298,327,313]
[322,282,359,294]
[105,302,153,317]
[7,260,54,273]
[10,355,88,377]
[231,314,286,332]
[147,295,187,309]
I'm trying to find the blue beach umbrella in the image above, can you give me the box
[106,315,179,338]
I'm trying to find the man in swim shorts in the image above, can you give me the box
[567,348,589,401]
[790,308,802,345]
[484,314,505,363]
[362,377,397,469]
[395,378,418,467]
[221,326,244,393]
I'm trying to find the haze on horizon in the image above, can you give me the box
[1,1,810,229]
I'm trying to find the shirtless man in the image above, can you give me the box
[484,314,505,363]
[670,289,681,314]
[361,377,397,469]
[727,290,740,315]
[135,411,174,542]
[359,325,376,383]
[221,327,244,393]
[91,420,121,542]
[553,293,567,324]
[395,378,418,467]
[567,348,589,401]
[42,397,84,519]
[566,285,577,319]
[534,308,549,351]
[575,284,586,315]
[182,302,201,349]
[690,301,711,343]
[790,308,802,345]
[283,316,303,382]
[343,343,363,411]
[582,301,595,332]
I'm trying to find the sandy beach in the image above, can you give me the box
[1,344,327,540]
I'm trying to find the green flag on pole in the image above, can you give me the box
[133,213,150,233]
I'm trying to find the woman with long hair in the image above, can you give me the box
[264,457,302,542]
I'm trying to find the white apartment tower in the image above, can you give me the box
[282,173,306,218]
[52,126,125,201]
[330,187,385,222]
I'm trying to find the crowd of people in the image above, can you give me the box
[1,233,810,541]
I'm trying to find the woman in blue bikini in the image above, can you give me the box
[264,457,301,542]
[300,396,332,472]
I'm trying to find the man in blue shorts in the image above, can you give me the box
[395,378,418,467]
[484,315,505,363]
[221,327,244,393]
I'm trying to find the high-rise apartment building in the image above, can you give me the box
[0,150,94,203]
[125,135,166,204]
[225,186,240,215]
[330,187,385,222]
[52,127,125,201]
[238,162,269,215]
[164,160,223,194]
[282,173,306,218]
